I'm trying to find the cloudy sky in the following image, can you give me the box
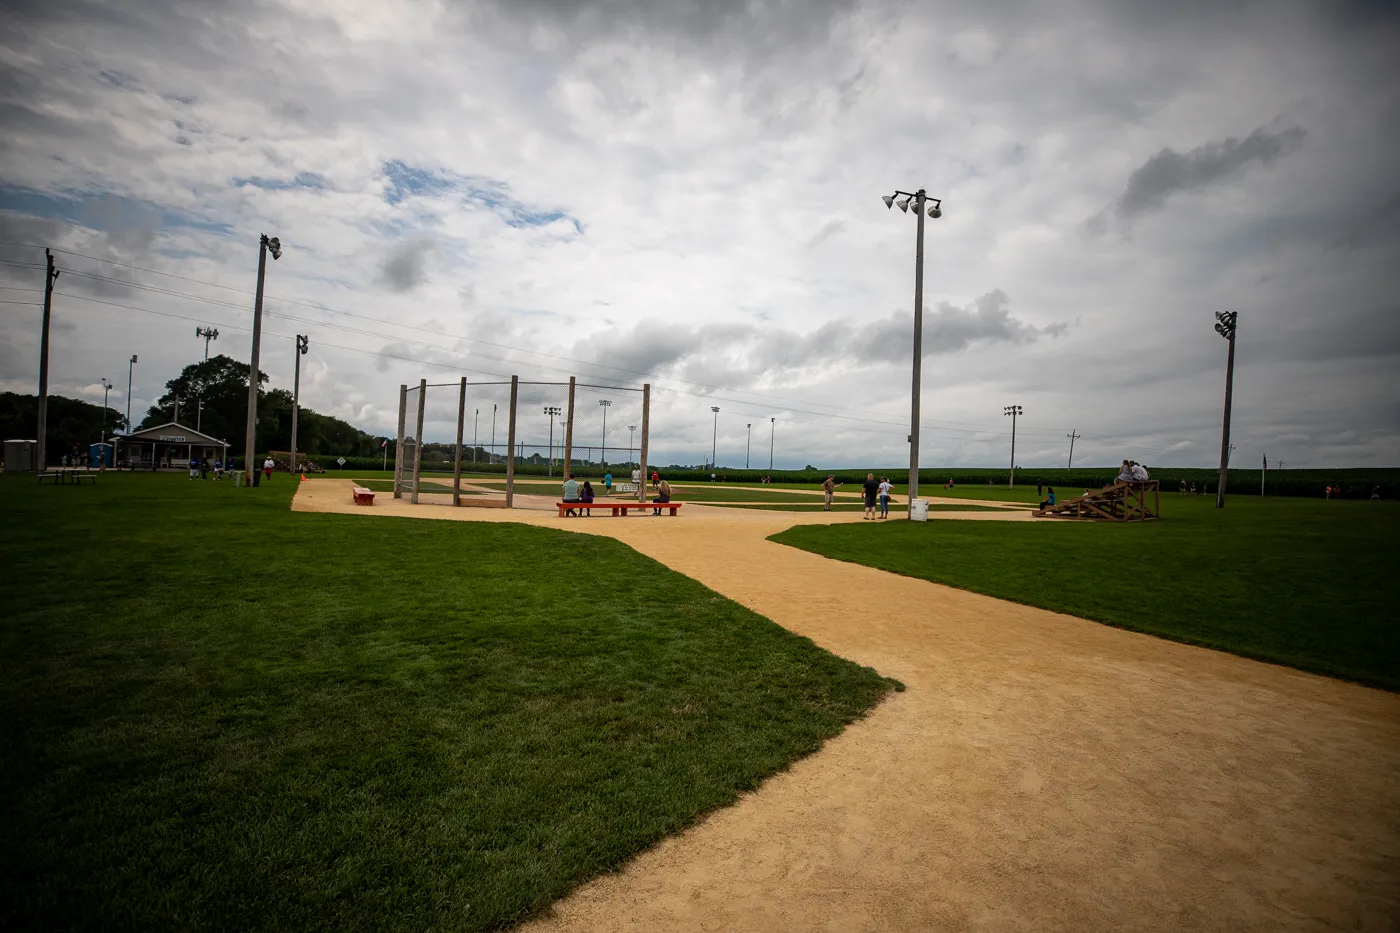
[2,0,1397,469]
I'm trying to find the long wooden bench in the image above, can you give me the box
[352,485,376,506]
[558,500,682,517]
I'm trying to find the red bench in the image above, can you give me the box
[352,485,376,506]
[557,500,682,517]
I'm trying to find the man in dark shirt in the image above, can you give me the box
[862,473,879,520]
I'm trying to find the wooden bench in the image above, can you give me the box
[38,470,92,485]
[557,500,682,517]
[352,485,376,506]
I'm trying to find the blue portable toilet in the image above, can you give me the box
[89,442,114,469]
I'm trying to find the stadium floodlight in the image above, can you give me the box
[243,233,282,487]
[1003,405,1023,487]
[544,406,562,475]
[1214,311,1238,508]
[883,187,944,515]
[599,399,611,465]
[100,378,112,446]
[125,354,137,435]
[710,406,719,469]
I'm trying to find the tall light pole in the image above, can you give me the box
[473,408,479,463]
[769,417,775,472]
[628,424,636,465]
[746,423,752,468]
[1214,311,1237,509]
[100,378,112,446]
[1066,429,1080,469]
[290,334,308,474]
[242,234,281,484]
[598,399,611,464]
[544,406,561,475]
[125,354,137,435]
[883,188,943,514]
[491,403,497,464]
[1003,405,1022,486]
[35,249,59,471]
[195,326,218,431]
[710,406,720,469]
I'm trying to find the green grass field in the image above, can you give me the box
[0,473,895,931]
[772,495,1399,690]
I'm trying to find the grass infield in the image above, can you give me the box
[0,473,896,931]
[771,494,1399,690]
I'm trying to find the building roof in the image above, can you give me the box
[115,422,229,446]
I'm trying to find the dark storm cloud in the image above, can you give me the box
[377,238,433,293]
[1113,126,1306,220]
[575,291,1066,380]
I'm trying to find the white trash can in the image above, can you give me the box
[910,498,929,521]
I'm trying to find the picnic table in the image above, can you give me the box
[37,469,96,486]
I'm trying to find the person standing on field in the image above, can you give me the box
[878,476,893,519]
[821,475,841,511]
[603,471,613,496]
[262,457,274,481]
[862,473,879,520]
[651,469,660,489]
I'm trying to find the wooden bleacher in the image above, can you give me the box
[1035,480,1160,522]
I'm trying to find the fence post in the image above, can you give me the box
[505,375,519,508]
[393,383,407,498]
[563,376,576,480]
[453,377,466,506]
[411,378,426,504]
[638,383,650,502]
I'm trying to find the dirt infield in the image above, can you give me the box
[295,480,1400,931]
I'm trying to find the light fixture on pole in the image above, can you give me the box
[544,406,561,476]
[125,354,137,435]
[1003,405,1023,486]
[769,417,775,472]
[242,234,281,486]
[195,326,219,431]
[883,187,943,517]
[628,424,636,465]
[710,406,720,469]
[290,334,308,474]
[100,378,112,446]
[599,399,611,465]
[1213,311,1238,509]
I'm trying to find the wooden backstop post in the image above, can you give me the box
[505,375,519,508]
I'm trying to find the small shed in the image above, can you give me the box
[114,422,230,470]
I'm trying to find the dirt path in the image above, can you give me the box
[296,480,1400,931]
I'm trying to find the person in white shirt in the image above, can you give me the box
[262,457,275,481]
[877,477,893,519]
[1130,462,1150,481]
[561,474,581,516]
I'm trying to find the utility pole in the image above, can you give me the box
[473,408,479,464]
[882,188,943,515]
[710,406,719,469]
[746,423,751,469]
[628,424,636,465]
[1003,405,1023,486]
[769,417,775,472]
[195,326,218,431]
[243,234,281,485]
[1066,429,1080,469]
[544,406,561,476]
[35,249,59,471]
[1213,311,1237,509]
[100,378,112,446]
[491,403,497,464]
[125,354,137,437]
[290,334,308,474]
[1261,453,1267,497]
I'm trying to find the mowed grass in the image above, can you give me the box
[0,473,896,932]
[772,494,1400,690]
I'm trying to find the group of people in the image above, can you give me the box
[561,471,673,515]
[186,458,226,480]
[1116,460,1151,483]
[820,474,893,518]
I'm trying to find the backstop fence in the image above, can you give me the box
[394,376,650,508]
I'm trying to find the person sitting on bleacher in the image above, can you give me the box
[652,478,672,515]
[1039,487,1057,511]
[1130,462,1150,482]
[580,480,596,515]
[1116,460,1135,484]
[561,473,581,517]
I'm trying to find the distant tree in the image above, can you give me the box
[0,392,126,465]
